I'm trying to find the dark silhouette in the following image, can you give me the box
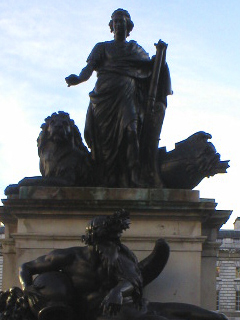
[36,111,92,186]
[0,210,227,320]
[4,9,229,195]
[4,123,229,195]
[65,9,172,187]
[159,131,229,189]
[4,112,93,194]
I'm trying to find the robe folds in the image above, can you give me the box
[84,40,171,185]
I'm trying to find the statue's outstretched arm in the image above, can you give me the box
[65,63,94,87]
[138,239,170,287]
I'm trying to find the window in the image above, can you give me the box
[236,267,240,278]
[216,266,220,278]
[236,291,240,311]
[216,290,220,311]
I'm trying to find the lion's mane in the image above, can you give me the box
[37,111,92,186]
[37,111,87,154]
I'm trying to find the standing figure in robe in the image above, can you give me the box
[65,9,172,187]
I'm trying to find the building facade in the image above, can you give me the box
[217,218,240,320]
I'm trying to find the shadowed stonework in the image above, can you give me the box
[0,210,230,320]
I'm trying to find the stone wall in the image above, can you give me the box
[0,187,231,309]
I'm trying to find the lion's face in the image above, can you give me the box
[38,111,88,154]
[46,115,72,143]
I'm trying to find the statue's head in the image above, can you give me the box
[82,209,130,245]
[109,8,134,37]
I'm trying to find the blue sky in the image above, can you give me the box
[0,0,239,228]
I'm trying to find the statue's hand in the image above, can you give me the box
[101,288,123,316]
[65,74,80,87]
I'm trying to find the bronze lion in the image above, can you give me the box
[37,111,92,186]
[5,112,93,194]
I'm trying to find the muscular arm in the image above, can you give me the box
[19,249,75,290]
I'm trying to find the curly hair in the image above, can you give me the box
[37,111,87,153]
[82,209,130,245]
[109,8,134,37]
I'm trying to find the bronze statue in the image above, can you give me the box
[36,111,92,186]
[159,131,229,189]
[4,123,229,195]
[65,9,172,188]
[4,9,229,195]
[0,210,228,320]
[4,112,93,193]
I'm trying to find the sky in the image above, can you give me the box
[0,0,239,228]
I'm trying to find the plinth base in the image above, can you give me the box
[0,187,231,309]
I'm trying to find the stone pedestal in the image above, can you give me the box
[0,187,231,309]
